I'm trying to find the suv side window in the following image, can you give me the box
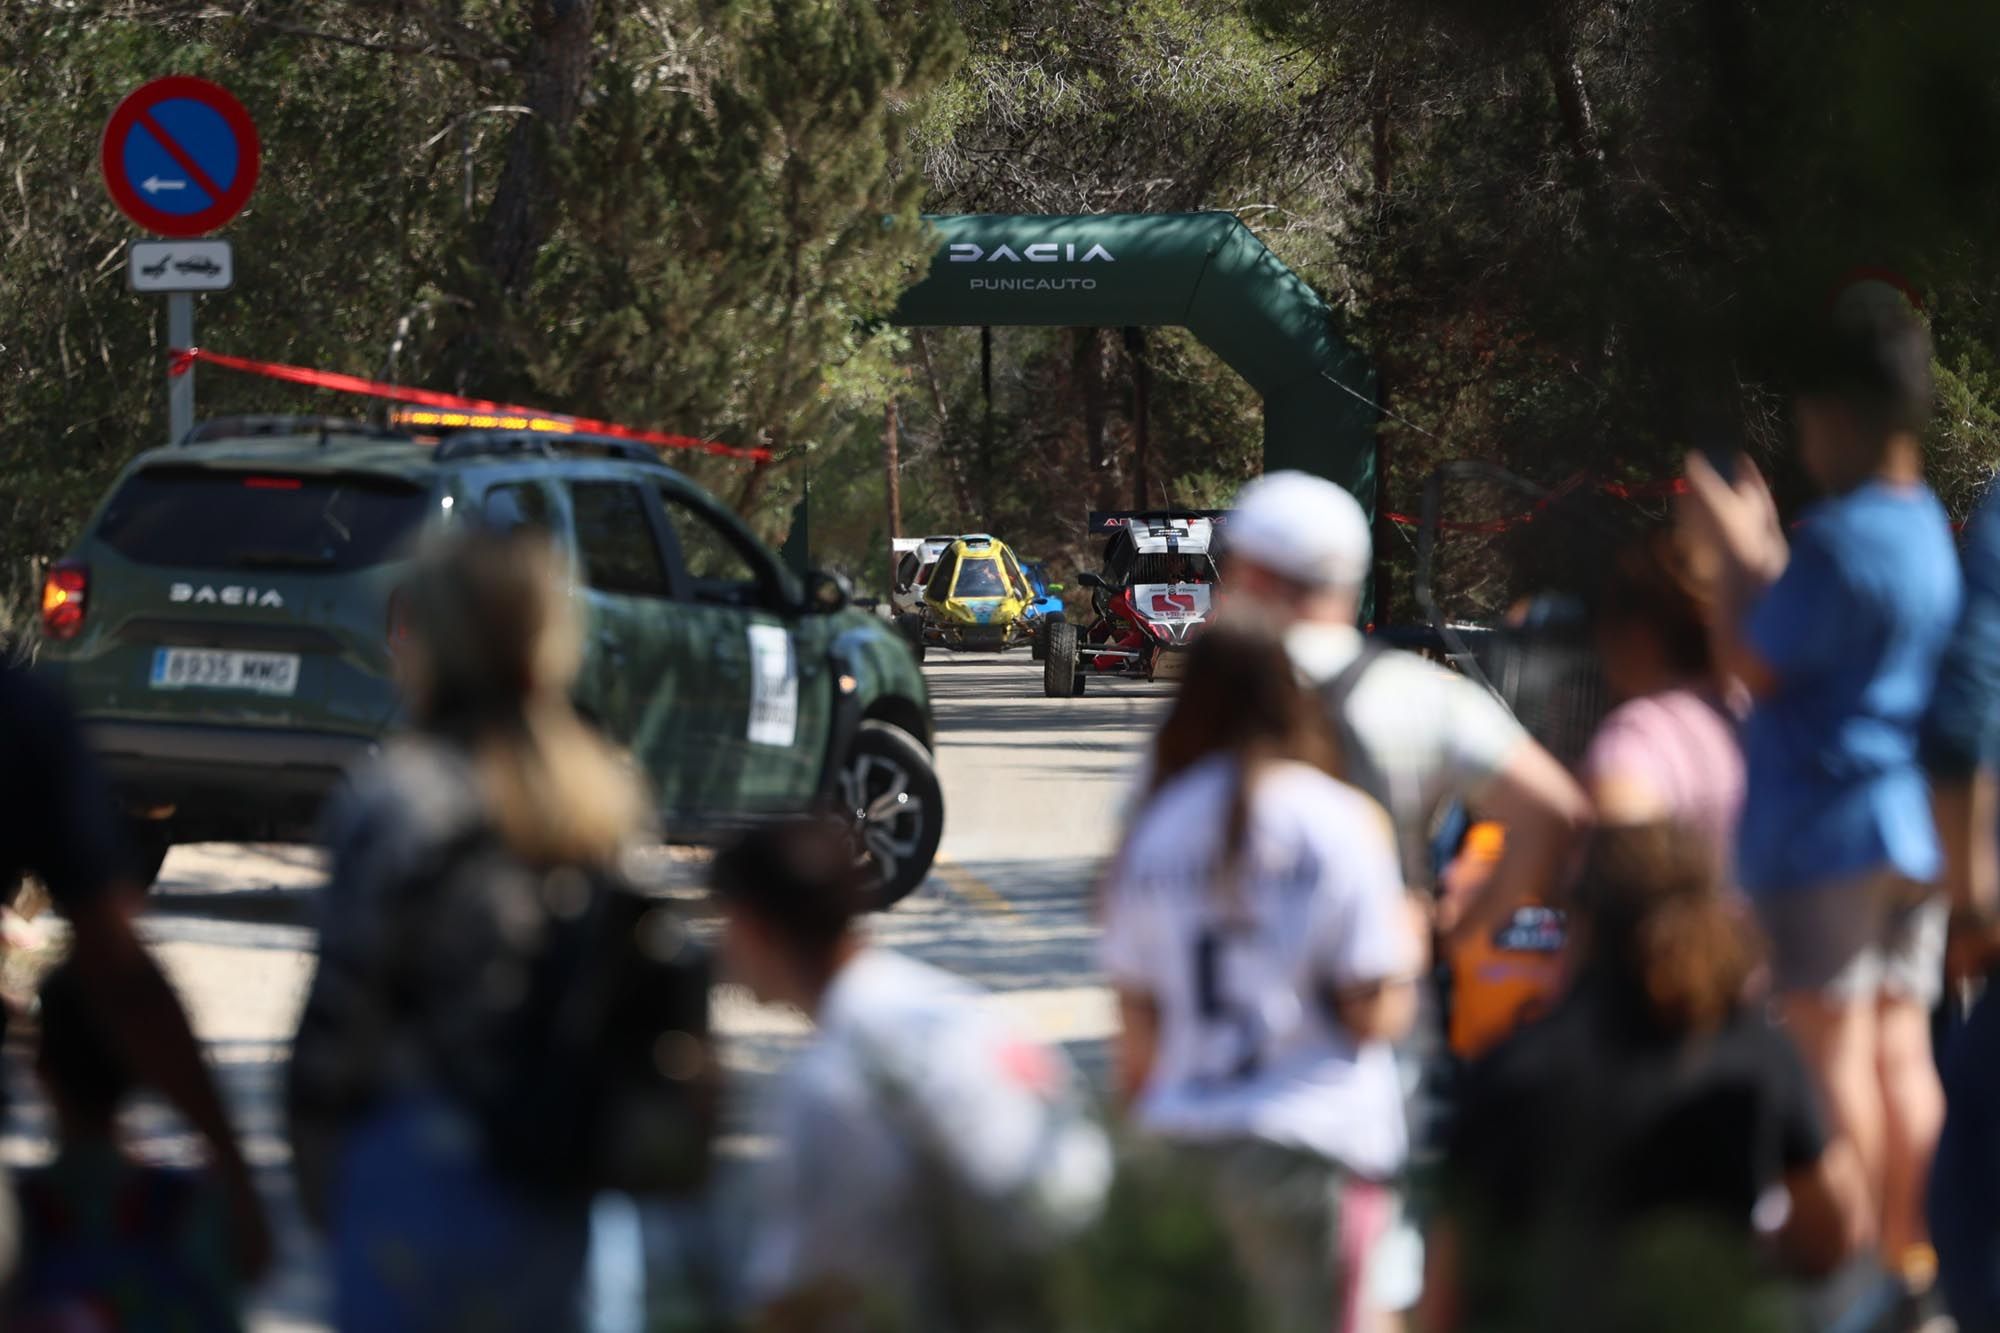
[658,487,765,607]
[482,481,553,533]
[568,481,669,597]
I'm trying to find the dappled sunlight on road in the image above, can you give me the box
[0,657,1163,1330]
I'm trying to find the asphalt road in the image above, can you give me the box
[2,654,1171,1331]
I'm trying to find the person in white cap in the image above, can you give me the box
[1221,472,1592,1323]
[1223,470,1591,935]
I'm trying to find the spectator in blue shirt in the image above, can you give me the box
[1920,487,2000,1329]
[1682,291,1960,1307]
[1923,488,2000,963]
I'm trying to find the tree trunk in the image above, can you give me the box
[915,329,977,520]
[884,398,902,543]
[481,0,599,297]
[1370,403,1397,628]
[1074,327,1113,511]
[1700,0,1763,222]
[979,325,996,517]
[1124,327,1151,508]
[1371,84,1393,195]
[1542,22,1601,168]
[736,458,771,514]
[1542,14,1612,376]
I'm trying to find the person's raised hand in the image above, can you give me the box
[1681,452,1787,590]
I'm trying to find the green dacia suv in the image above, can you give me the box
[32,416,943,907]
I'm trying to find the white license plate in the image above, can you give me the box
[149,648,301,696]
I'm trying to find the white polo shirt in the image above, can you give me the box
[1102,755,1414,1178]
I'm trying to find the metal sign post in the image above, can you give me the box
[126,240,234,444]
[167,292,194,444]
[100,77,260,443]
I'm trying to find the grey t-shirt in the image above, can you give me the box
[1288,624,1528,889]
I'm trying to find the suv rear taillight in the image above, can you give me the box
[40,562,87,640]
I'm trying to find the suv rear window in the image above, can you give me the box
[95,467,430,573]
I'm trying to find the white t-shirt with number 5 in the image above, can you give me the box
[1101,754,1413,1180]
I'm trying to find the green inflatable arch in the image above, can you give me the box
[890,211,1377,512]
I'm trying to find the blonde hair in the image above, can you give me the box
[397,527,649,866]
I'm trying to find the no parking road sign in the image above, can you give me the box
[100,76,260,237]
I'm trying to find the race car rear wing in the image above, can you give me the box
[1087,509,1229,535]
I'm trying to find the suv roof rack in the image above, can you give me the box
[177,414,410,446]
[430,430,667,467]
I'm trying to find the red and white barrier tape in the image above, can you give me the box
[167,347,771,463]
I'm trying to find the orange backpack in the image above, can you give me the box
[1441,823,1569,1060]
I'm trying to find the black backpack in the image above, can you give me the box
[394,830,717,1199]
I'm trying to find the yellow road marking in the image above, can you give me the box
[933,855,1015,916]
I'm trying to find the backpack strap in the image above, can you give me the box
[1318,638,1391,817]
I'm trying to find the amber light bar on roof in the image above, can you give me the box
[390,408,577,434]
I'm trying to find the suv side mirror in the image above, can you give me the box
[805,568,851,613]
[1077,571,1106,590]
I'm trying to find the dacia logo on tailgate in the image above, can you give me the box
[169,583,285,609]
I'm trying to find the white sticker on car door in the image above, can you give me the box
[746,623,799,748]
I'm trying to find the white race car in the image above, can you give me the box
[1043,510,1225,697]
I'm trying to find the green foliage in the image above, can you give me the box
[0,0,959,596]
[1229,0,2000,616]
[6,0,2000,620]
[883,0,1337,582]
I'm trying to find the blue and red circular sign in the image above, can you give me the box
[100,77,260,238]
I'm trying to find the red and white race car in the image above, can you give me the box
[1043,510,1223,697]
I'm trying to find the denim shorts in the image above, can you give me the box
[1753,870,1946,1007]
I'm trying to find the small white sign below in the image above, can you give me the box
[128,238,234,293]
[746,623,800,748]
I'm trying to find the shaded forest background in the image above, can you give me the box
[7,0,2000,625]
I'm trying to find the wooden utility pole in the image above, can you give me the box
[884,399,903,588]
[884,400,903,537]
[979,326,995,516]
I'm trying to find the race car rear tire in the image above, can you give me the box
[838,720,945,911]
[1043,620,1079,698]
[895,612,926,663]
